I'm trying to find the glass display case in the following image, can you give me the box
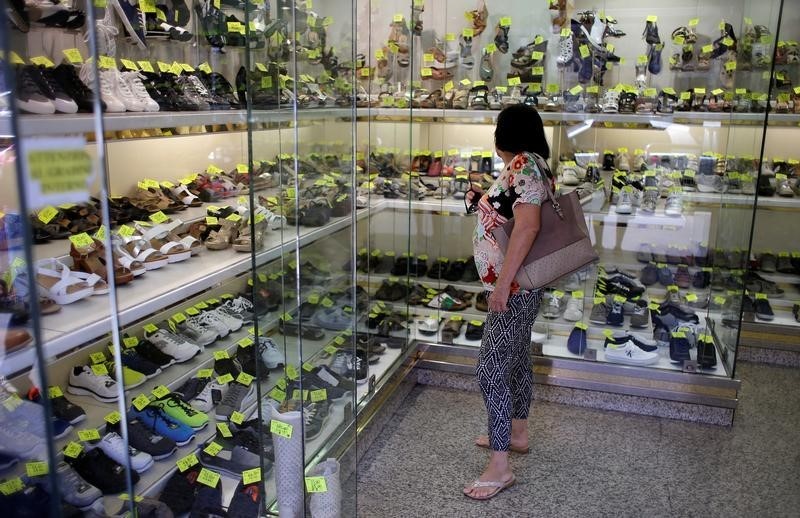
[0,0,797,515]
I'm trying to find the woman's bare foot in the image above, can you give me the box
[463,452,515,499]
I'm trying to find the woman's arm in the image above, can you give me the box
[487,203,541,312]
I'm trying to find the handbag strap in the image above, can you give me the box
[529,153,564,220]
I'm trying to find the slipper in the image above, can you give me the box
[464,475,516,501]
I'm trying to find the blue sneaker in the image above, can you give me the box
[128,406,195,446]
[566,326,587,355]
[606,302,624,326]
[658,266,674,286]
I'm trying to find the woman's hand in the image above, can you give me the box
[465,183,483,205]
[488,283,510,312]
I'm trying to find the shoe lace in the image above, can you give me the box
[188,75,211,97]
[220,382,246,406]
[178,76,202,99]
[155,330,184,348]
[190,312,219,328]
[124,72,150,98]
[303,403,317,425]
[225,297,253,314]
[146,407,181,429]
[113,70,135,99]
[87,7,119,56]
[163,394,199,416]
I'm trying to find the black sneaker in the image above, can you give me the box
[27,386,86,424]
[136,339,176,369]
[107,418,177,461]
[65,447,139,495]
[120,348,162,378]
[190,483,225,516]
[754,297,774,321]
[465,320,484,341]
[174,376,208,402]
[697,335,718,369]
[15,65,55,114]
[236,343,259,376]
[227,480,262,518]
[27,65,79,113]
[668,333,691,363]
[159,466,199,514]
[52,63,103,112]
[214,356,242,377]
[228,420,275,462]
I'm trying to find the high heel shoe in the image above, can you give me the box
[70,238,134,287]
[232,218,267,252]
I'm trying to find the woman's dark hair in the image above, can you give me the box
[494,104,550,160]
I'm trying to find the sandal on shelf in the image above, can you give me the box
[134,221,193,262]
[35,259,95,305]
[110,237,146,277]
[121,235,170,270]
[70,238,134,287]
[170,184,202,207]
[205,218,240,250]
[232,218,267,252]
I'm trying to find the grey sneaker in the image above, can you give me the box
[176,75,210,110]
[199,441,260,476]
[55,461,103,509]
[0,419,47,460]
[696,174,725,193]
[664,192,683,216]
[176,317,218,347]
[542,292,563,319]
[640,188,658,213]
[628,301,649,328]
[588,299,608,324]
[214,382,256,420]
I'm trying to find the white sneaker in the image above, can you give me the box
[561,166,580,186]
[176,317,218,347]
[563,296,583,321]
[78,63,125,112]
[107,68,146,111]
[144,329,201,363]
[191,311,229,339]
[604,340,659,366]
[121,71,159,112]
[664,192,683,216]
[616,187,634,214]
[67,365,118,402]
[258,337,285,369]
[93,432,154,473]
[207,307,243,333]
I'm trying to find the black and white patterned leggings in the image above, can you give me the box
[476,289,544,452]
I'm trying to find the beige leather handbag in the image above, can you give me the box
[491,154,598,290]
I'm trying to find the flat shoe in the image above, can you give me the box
[464,475,516,501]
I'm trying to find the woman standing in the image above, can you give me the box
[463,104,554,501]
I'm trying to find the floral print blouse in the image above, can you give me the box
[472,152,552,293]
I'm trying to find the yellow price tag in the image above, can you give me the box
[26,462,49,477]
[197,468,221,488]
[63,48,83,63]
[242,467,261,484]
[270,419,293,438]
[305,476,328,493]
[77,429,101,442]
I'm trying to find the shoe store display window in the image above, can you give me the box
[0,0,797,515]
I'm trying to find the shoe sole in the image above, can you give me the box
[67,384,118,403]
[148,446,177,461]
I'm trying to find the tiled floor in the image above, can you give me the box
[350,362,800,517]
